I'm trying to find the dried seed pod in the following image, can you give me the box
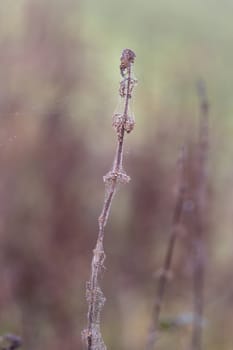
[124,116,135,133]
[120,48,136,77]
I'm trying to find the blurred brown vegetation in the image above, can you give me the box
[0,1,233,350]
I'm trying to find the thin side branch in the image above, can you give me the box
[82,49,137,350]
[146,146,186,350]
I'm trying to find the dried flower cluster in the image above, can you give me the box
[113,50,137,140]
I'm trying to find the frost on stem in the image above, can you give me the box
[103,169,130,186]
[82,277,106,350]
[83,49,137,350]
[97,169,131,230]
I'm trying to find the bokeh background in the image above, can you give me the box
[0,0,233,349]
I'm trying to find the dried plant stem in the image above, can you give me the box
[191,81,209,350]
[146,147,186,350]
[196,80,209,212]
[83,49,136,350]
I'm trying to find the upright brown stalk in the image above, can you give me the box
[146,146,186,350]
[82,49,137,350]
[191,80,209,350]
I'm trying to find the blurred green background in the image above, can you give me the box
[0,0,233,349]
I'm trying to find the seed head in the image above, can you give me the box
[120,48,136,77]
